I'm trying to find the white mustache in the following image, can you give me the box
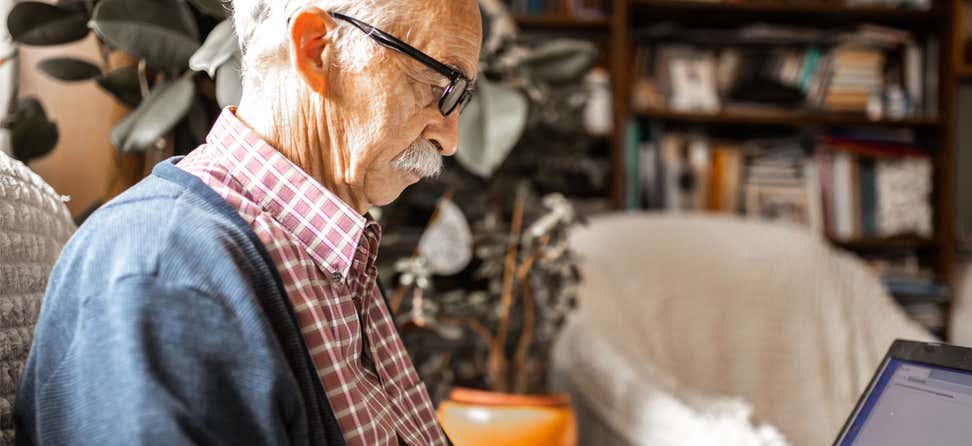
[390,139,443,179]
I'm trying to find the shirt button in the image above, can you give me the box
[330,272,343,283]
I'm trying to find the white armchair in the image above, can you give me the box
[552,213,932,446]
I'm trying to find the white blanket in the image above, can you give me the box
[552,213,932,446]
[554,318,789,446]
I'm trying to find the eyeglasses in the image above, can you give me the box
[330,12,475,117]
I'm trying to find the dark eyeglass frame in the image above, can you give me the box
[330,12,475,117]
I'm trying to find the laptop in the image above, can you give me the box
[834,339,972,445]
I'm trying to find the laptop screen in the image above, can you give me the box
[838,359,972,445]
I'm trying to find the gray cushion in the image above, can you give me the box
[0,152,74,444]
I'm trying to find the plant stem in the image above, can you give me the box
[390,285,409,315]
[137,60,150,99]
[512,234,550,394]
[0,49,17,69]
[512,273,535,394]
[489,188,526,393]
[438,316,495,347]
[96,42,111,71]
[466,318,495,346]
[81,0,110,71]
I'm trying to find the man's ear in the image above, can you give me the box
[289,6,338,94]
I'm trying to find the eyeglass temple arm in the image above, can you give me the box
[329,12,464,82]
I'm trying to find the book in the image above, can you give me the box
[506,0,608,16]
[625,119,641,209]
[632,26,930,120]
[833,151,856,240]
[707,146,743,212]
[859,159,878,237]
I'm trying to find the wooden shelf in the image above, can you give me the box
[957,65,972,80]
[630,0,941,27]
[513,15,610,31]
[634,108,941,129]
[831,237,939,251]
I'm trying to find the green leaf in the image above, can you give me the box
[96,65,142,108]
[519,39,599,84]
[90,0,201,69]
[37,57,102,81]
[56,0,90,16]
[186,0,230,18]
[7,2,89,46]
[189,19,238,77]
[215,56,242,108]
[6,97,59,163]
[456,77,528,179]
[110,74,195,153]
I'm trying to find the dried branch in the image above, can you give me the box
[410,287,426,327]
[512,268,536,393]
[512,234,550,393]
[466,318,495,347]
[436,316,495,350]
[489,188,526,392]
[390,284,409,315]
[391,191,454,315]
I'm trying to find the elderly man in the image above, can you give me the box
[16,1,481,445]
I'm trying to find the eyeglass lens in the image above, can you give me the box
[441,78,469,116]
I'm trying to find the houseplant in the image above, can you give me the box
[376,2,607,444]
[4,0,239,209]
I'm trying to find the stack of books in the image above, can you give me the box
[867,255,948,335]
[818,131,933,241]
[631,24,939,119]
[743,142,823,232]
[631,126,933,242]
[631,125,944,334]
[817,48,885,114]
[504,0,607,17]
[844,0,932,10]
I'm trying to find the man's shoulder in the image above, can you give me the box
[55,160,274,301]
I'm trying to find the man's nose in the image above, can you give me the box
[424,112,461,157]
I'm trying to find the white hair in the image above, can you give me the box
[230,0,414,87]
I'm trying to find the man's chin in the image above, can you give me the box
[370,183,413,208]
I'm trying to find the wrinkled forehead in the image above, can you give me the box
[395,0,483,79]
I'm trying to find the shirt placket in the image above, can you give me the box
[350,231,381,377]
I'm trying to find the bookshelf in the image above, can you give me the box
[629,0,943,25]
[954,0,972,77]
[510,0,958,337]
[634,108,942,129]
[831,236,939,251]
[513,15,611,30]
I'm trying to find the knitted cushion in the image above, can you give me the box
[0,152,74,444]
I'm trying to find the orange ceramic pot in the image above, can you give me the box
[437,387,577,446]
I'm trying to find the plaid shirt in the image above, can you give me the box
[177,109,447,446]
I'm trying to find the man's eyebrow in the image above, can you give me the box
[444,58,476,82]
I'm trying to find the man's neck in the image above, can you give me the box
[235,98,371,215]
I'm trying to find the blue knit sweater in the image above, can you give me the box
[16,159,346,445]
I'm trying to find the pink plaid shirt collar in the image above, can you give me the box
[205,109,368,279]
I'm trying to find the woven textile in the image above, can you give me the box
[0,152,73,445]
[177,109,445,446]
[552,213,932,446]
